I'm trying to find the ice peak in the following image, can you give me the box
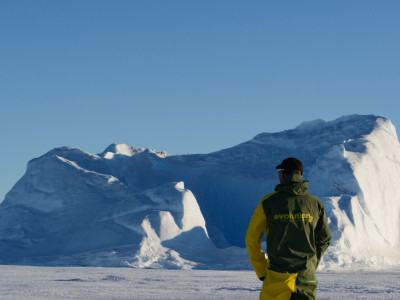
[101,143,169,159]
[175,181,185,190]
[295,118,327,131]
[295,114,386,132]
[102,143,141,158]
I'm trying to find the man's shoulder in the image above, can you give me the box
[261,191,323,205]
[305,192,321,202]
[304,192,325,207]
[259,192,288,210]
[260,191,280,203]
[304,192,319,200]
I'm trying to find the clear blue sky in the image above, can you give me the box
[1,0,399,201]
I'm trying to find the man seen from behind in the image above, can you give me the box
[246,157,331,300]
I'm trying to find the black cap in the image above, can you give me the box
[276,157,303,175]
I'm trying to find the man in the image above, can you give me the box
[246,157,331,300]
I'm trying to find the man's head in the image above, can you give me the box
[276,157,303,182]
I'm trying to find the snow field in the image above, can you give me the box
[0,266,399,299]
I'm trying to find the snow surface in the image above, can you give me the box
[1,114,400,271]
[0,266,399,300]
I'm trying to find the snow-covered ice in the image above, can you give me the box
[1,115,400,270]
[0,266,399,299]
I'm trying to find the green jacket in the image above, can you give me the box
[246,174,331,282]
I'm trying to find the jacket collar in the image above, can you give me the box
[275,174,309,195]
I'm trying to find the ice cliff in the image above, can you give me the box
[1,114,400,270]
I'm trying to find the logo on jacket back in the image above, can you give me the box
[273,213,314,223]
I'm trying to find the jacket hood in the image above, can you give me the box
[275,173,308,195]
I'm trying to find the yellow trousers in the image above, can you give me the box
[260,270,298,300]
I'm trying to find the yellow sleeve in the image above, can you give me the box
[245,195,272,279]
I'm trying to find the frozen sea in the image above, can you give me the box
[0,266,399,299]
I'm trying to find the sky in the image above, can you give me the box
[1,0,399,201]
